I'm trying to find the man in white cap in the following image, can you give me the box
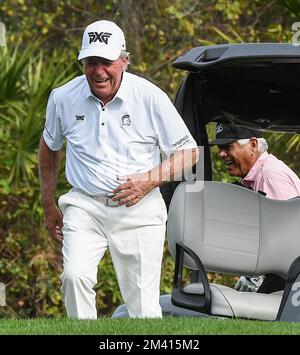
[38,20,198,319]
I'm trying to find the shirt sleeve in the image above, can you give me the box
[43,90,64,151]
[152,91,197,156]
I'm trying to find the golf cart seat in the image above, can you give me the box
[167,181,300,321]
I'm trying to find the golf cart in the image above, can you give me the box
[112,43,300,322]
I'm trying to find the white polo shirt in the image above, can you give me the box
[43,71,196,195]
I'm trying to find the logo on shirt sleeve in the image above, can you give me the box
[171,135,190,149]
[76,115,85,121]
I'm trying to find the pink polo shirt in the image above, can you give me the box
[241,152,300,200]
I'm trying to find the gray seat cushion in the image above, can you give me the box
[184,283,283,320]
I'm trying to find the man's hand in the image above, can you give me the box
[44,205,64,242]
[112,172,159,207]
[235,275,265,292]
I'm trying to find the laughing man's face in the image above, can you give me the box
[84,56,128,105]
[217,140,257,178]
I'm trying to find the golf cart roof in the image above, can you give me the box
[173,43,300,72]
[173,43,300,134]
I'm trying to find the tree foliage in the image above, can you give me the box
[0,0,299,317]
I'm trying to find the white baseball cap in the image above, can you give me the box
[78,20,126,61]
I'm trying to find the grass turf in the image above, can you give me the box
[1,317,300,335]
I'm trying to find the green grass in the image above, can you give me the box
[1,317,300,335]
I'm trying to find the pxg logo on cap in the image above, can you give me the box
[88,32,112,45]
[0,22,6,47]
[78,20,126,61]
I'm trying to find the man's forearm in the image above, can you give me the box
[38,137,61,209]
[112,148,199,207]
[150,147,199,187]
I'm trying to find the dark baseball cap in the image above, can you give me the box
[209,123,263,146]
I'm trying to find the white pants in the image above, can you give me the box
[58,188,167,319]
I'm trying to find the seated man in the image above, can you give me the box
[210,123,300,292]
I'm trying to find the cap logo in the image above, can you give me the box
[88,32,112,45]
[216,123,223,134]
